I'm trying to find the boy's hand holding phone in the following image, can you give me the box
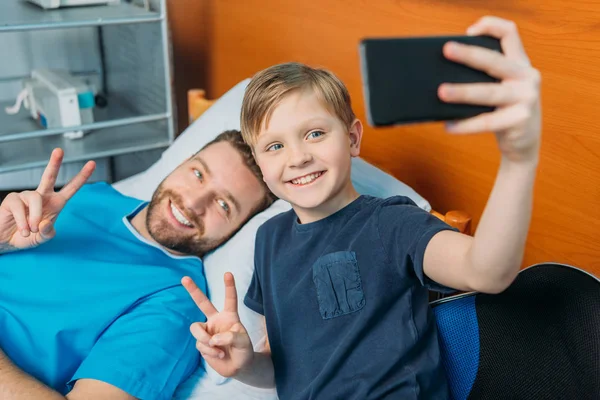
[361,16,541,165]
[182,273,254,378]
[438,16,541,164]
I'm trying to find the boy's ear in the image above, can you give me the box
[348,119,363,157]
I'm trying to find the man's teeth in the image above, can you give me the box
[170,203,192,227]
[291,172,322,185]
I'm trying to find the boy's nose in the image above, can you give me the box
[288,147,313,168]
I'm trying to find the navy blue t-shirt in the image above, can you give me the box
[244,195,458,399]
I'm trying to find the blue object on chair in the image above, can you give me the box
[431,262,600,400]
[432,295,479,400]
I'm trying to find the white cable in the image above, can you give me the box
[5,88,29,115]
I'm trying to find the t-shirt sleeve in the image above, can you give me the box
[244,226,266,315]
[67,286,204,400]
[377,196,459,293]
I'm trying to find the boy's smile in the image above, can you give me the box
[254,89,363,223]
[288,170,326,186]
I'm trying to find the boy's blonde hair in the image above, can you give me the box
[240,62,355,146]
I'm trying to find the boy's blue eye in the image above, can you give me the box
[307,131,324,139]
[267,143,283,152]
[193,169,203,180]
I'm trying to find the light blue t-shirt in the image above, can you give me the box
[0,182,206,399]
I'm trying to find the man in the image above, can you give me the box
[0,130,275,400]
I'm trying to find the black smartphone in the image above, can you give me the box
[359,35,503,127]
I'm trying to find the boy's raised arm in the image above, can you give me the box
[422,16,541,294]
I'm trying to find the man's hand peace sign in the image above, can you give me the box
[0,148,95,252]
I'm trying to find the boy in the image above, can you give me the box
[182,16,541,399]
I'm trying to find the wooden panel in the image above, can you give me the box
[170,0,600,277]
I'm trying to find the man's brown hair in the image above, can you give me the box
[240,62,356,146]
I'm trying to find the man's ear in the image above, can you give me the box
[348,119,363,157]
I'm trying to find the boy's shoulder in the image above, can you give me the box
[257,206,296,235]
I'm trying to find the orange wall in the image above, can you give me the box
[168,0,600,276]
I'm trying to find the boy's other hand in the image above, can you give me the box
[182,273,254,378]
[438,16,541,164]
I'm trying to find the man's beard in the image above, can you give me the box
[145,183,225,257]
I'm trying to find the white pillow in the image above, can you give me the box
[112,79,251,200]
[112,78,431,211]
[112,78,431,399]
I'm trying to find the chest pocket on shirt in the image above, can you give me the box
[312,251,365,320]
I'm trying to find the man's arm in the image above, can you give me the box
[422,16,541,294]
[0,349,134,400]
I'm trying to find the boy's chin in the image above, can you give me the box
[283,192,334,211]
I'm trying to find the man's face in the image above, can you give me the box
[146,141,266,256]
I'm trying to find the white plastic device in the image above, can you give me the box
[26,0,120,10]
[5,69,98,139]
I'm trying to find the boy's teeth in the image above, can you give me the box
[170,203,192,227]
[292,172,322,185]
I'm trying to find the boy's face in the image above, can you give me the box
[253,89,362,221]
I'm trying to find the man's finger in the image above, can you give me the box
[4,193,30,236]
[38,219,56,240]
[466,16,529,63]
[223,272,238,314]
[19,191,42,233]
[59,160,96,201]
[443,41,529,80]
[37,148,64,194]
[182,276,218,318]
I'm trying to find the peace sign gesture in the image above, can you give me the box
[182,273,254,378]
[0,148,95,252]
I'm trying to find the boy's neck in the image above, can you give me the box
[293,180,360,224]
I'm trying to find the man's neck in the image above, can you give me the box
[129,205,189,257]
[130,205,153,242]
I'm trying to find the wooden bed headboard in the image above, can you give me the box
[168,0,600,277]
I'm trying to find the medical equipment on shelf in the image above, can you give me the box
[5,69,97,139]
[26,0,120,9]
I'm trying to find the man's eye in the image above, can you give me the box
[217,199,230,214]
[307,130,324,139]
[193,169,203,180]
[267,143,283,152]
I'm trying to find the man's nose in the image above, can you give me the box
[182,190,213,216]
[287,144,313,168]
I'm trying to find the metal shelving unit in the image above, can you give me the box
[0,0,174,175]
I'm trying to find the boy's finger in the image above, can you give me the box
[466,16,529,63]
[182,276,218,318]
[190,322,211,344]
[445,103,531,135]
[443,41,529,80]
[210,330,249,349]
[196,341,225,359]
[223,272,238,314]
[439,81,535,107]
